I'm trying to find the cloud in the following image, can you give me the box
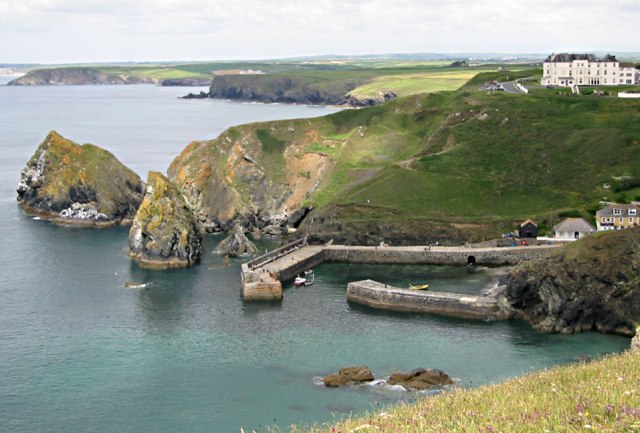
[0,0,638,62]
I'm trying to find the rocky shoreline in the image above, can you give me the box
[15,129,640,342]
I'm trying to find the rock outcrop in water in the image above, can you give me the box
[387,368,454,390]
[504,228,640,336]
[323,366,375,387]
[217,225,258,257]
[16,131,144,226]
[128,171,202,268]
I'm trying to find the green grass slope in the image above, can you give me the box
[169,70,640,242]
[307,72,640,235]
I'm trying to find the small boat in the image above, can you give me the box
[409,283,429,290]
[294,270,315,287]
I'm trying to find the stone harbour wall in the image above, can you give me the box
[347,280,500,319]
[323,245,555,266]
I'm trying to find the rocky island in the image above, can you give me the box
[17,131,144,226]
[128,171,202,268]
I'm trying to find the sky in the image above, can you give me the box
[1,0,639,63]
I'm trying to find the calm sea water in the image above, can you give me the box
[0,80,630,433]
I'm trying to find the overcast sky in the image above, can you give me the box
[1,0,638,63]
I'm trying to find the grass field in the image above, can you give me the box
[348,68,497,98]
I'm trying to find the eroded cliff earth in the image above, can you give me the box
[504,228,640,336]
[128,171,202,268]
[167,120,335,237]
[17,131,144,226]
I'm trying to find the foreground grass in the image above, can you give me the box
[293,350,639,433]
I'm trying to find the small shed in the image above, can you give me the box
[518,219,538,238]
[554,218,595,240]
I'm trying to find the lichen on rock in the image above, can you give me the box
[16,131,144,226]
[128,171,202,268]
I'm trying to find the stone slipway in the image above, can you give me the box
[241,242,558,301]
[347,279,500,319]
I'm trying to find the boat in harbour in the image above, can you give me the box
[294,270,315,287]
[409,283,429,290]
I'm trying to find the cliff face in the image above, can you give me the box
[17,131,144,226]
[128,172,202,268]
[209,74,358,105]
[8,68,159,85]
[504,228,640,336]
[167,120,333,235]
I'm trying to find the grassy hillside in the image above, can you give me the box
[293,350,640,433]
[306,72,640,233]
[169,69,640,241]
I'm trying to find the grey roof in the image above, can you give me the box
[553,218,595,233]
[596,204,640,217]
[544,53,617,63]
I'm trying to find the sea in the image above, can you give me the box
[0,77,630,433]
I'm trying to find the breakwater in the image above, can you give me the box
[347,279,501,319]
[241,243,558,300]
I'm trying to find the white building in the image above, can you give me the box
[542,53,639,87]
[553,218,595,241]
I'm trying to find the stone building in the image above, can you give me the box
[596,203,640,231]
[542,53,639,87]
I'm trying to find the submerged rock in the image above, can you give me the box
[387,368,454,390]
[128,171,202,268]
[16,131,144,226]
[217,225,258,257]
[323,366,374,387]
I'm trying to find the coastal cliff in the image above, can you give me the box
[128,171,202,268]
[17,131,144,226]
[8,68,160,85]
[504,228,640,336]
[208,74,393,107]
[167,121,333,236]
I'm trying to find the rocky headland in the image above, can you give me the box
[17,131,144,226]
[161,77,212,87]
[207,74,396,107]
[503,228,640,336]
[8,68,160,86]
[128,171,202,268]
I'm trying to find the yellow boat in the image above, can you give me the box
[409,283,429,290]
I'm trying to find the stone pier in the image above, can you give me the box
[347,280,501,319]
[241,243,559,300]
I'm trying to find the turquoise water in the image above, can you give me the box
[0,82,630,433]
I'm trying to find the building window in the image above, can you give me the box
[629,209,637,216]
[620,217,624,223]
[613,209,622,216]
